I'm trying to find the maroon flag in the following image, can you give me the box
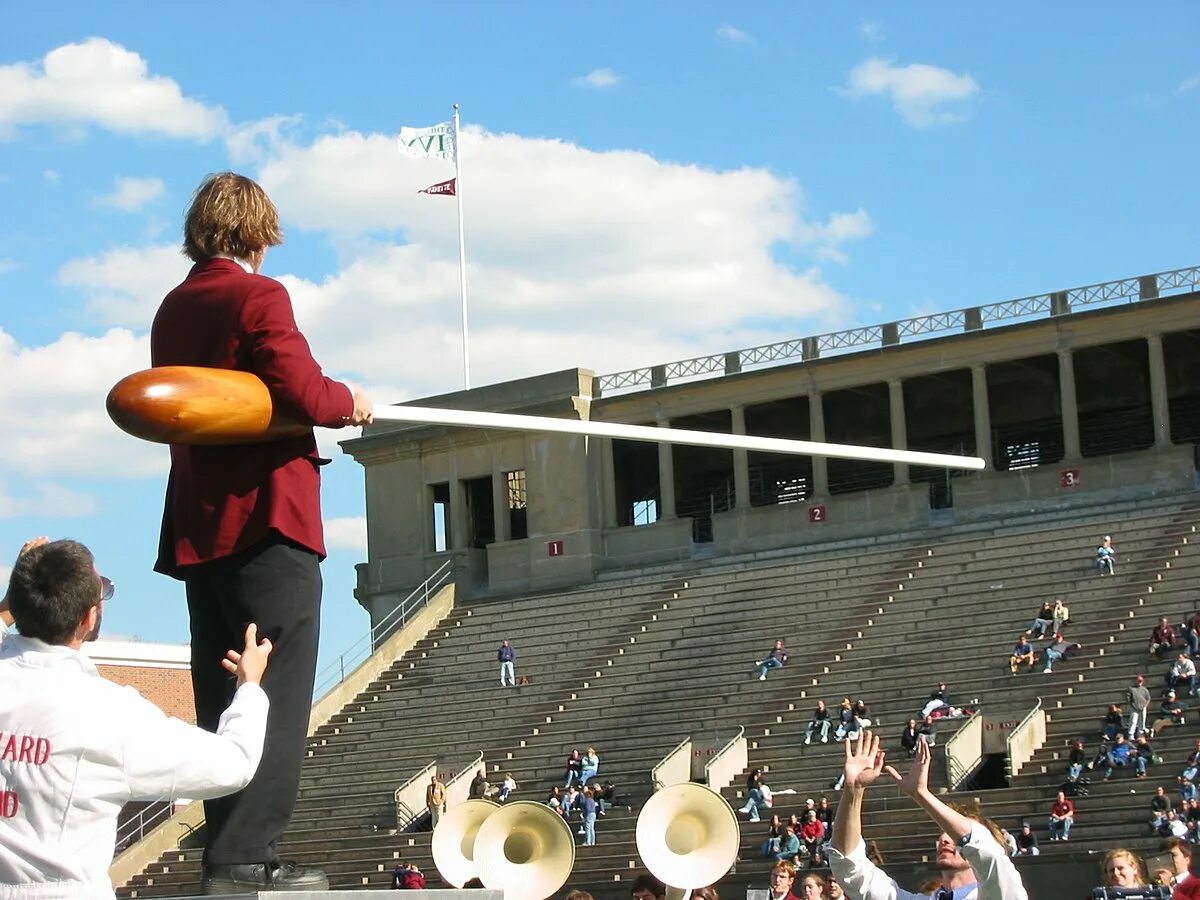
[418,177,456,197]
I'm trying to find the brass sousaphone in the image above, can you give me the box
[636,782,741,900]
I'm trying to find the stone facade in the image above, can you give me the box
[343,289,1200,630]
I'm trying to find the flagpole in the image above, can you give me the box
[453,103,470,389]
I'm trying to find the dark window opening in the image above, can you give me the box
[904,369,977,494]
[1165,329,1200,445]
[823,384,894,494]
[986,355,1065,471]
[463,476,495,549]
[1075,340,1154,457]
[612,435,660,526]
[673,410,735,528]
[746,397,813,506]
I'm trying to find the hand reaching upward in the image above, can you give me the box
[842,730,889,791]
[885,733,932,797]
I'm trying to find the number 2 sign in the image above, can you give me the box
[809,505,827,524]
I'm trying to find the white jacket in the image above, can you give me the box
[826,821,1028,900]
[0,622,268,899]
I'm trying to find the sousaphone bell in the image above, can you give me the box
[636,782,740,900]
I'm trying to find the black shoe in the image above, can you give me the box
[202,861,330,894]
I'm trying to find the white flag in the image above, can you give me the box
[398,121,456,161]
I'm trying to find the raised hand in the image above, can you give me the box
[841,730,889,791]
[885,734,932,797]
[222,623,273,687]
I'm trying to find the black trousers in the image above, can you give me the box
[184,535,322,865]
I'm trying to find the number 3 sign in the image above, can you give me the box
[1060,469,1081,488]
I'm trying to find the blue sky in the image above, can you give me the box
[2,2,1198,678]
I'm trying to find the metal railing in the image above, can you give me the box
[651,737,692,791]
[313,559,454,701]
[1005,699,1046,780]
[113,802,175,857]
[394,761,437,832]
[944,711,985,790]
[598,265,1200,395]
[704,727,747,793]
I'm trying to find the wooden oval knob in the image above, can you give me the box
[106,366,309,445]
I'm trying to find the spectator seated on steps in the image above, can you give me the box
[1025,601,1056,639]
[757,639,789,681]
[1042,634,1082,673]
[1010,635,1037,675]
[1101,703,1127,741]
[1150,786,1172,834]
[1103,733,1134,780]
[834,699,857,742]
[1169,652,1199,696]
[804,700,832,745]
[1096,535,1117,575]
[1151,617,1180,659]
[1159,690,1187,729]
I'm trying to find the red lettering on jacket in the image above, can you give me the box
[0,734,51,765]
[0,791,17,818]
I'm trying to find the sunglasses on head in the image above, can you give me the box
[100,576,114,602]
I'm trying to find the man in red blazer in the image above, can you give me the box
[151,172,371,893]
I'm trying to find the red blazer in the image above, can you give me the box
[150,258,353,574]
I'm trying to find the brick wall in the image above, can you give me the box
[97,665,196,724]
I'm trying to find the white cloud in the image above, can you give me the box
[0,38,228,140]
[253,125,854,395]
[95,175,165,211]
[25,123,867,481]
[572,68,621,89]
[0,258,16,276]
[58,244,189,326]
[796,209,874,263]
[844,57,980,127]
[717,25,754,44]
[324,516,367,554]
[860,20,884,42]
[0,481,98,518]
[1178,75,1200,94]
[0,327,164,479]
[43,169,60,184]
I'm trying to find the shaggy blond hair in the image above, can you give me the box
[183,172,283,262]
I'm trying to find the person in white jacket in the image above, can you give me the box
[0,538,271,899]
[827,732,1028,900]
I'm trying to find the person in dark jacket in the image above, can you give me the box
[757,640,789,680]
[497,639,517,687]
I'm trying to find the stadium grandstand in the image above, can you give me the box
[115,264,1200,898]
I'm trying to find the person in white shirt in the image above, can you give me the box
[1169,652,1198,696]
[0,538,271,899]
[827,732,1028,900]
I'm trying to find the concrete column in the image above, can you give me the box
[888,378,909,486]
[450,478,469,550]
[600,439,619,527]
[1058,348,1082,460]
[1147,333,1172,448]
[971,365,993,470]
[656,417,676,519]
[491,470,509,543]
[809,394,829,497]
[730,404,750,508]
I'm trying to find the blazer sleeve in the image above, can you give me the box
[241,277,354,427]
